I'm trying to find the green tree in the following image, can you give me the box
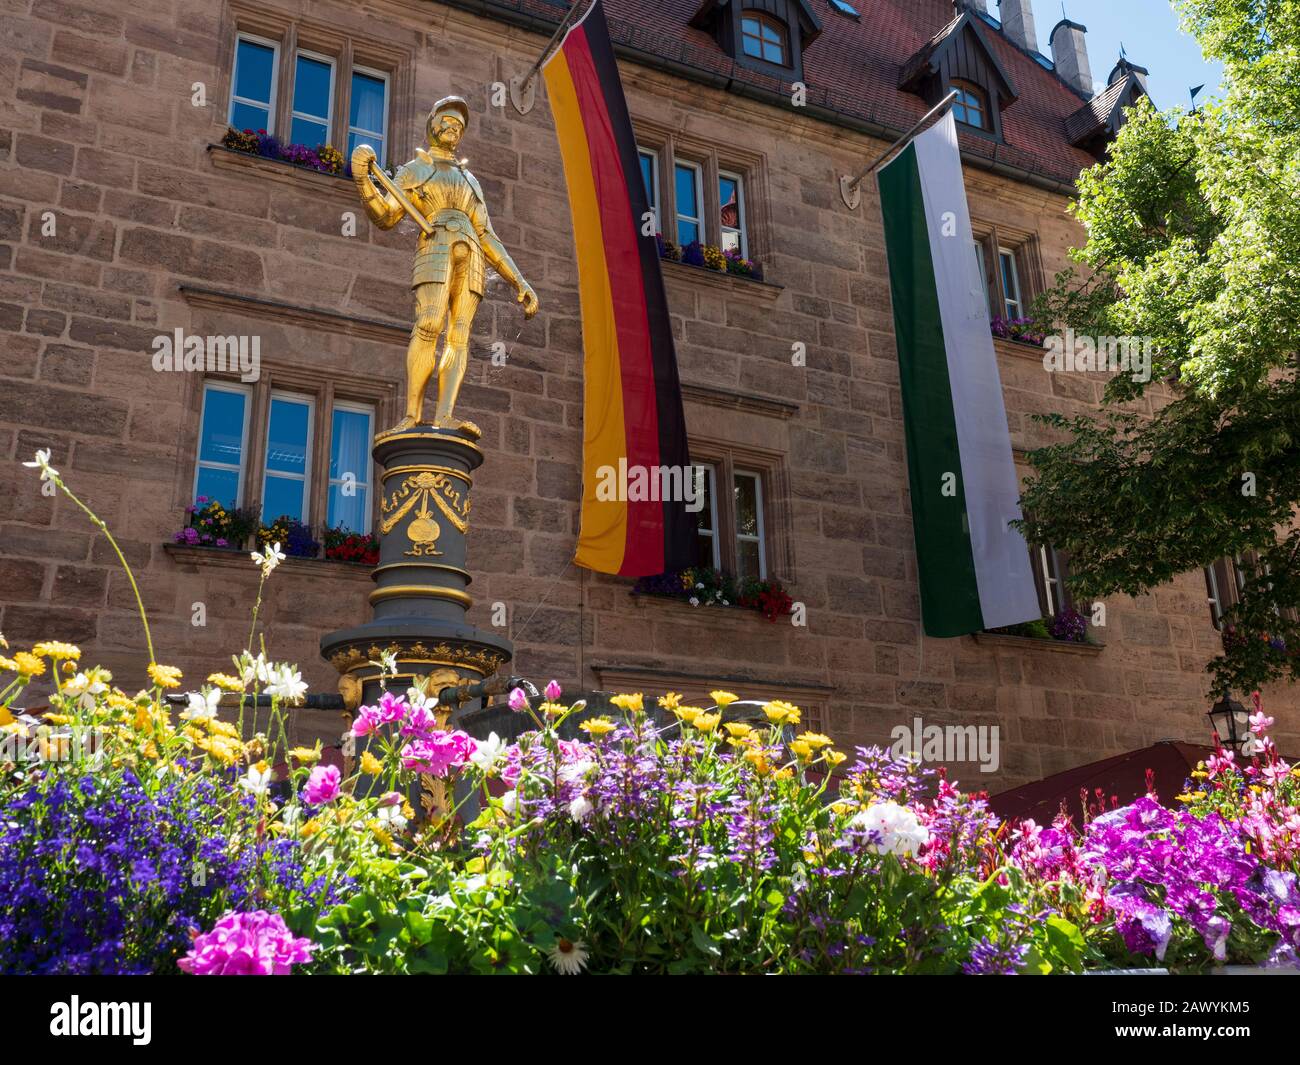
[1018,0,1300,695]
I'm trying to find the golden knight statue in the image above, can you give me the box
[351,96,539,436]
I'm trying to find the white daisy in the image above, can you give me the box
[265,664,307,705]
[468,731,506,774]
[568,794,593,821]
[22,449,58,482]
[181,687,221,722]
[239,763,273,797]
[547,937,589,975]
[376,803,408,832]
[250,541,286,576]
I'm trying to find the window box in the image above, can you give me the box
[632,568,794,622]
[163,542,373,579]
[207,144,353,198]
[661,258,783,301]
[971,631,1104,655]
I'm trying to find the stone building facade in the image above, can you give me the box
[1,0,1291,789]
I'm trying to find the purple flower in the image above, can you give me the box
[177,911,315,975]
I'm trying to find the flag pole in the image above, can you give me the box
[510,0,591,114]
[839,89,960,209]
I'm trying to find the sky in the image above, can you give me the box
[1017,0,1224,107]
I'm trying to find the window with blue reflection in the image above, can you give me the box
[328,405,373,533]
[348,71,387,164]
[675,162,701,246]
[194,384,248,508]
[230,37,276,132]
[290,54,333,147]
[262,395,312,522]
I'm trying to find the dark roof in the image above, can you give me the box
[899,10,1018,104]
[1065,71,1145,148]
[481,0,1109,188]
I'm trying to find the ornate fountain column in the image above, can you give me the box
[320,424,513,716]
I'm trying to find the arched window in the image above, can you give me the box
[950,80,988,130]
[740,13,789,66]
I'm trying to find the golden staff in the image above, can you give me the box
[363,156,434,236]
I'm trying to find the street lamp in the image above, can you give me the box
[1206,692,1250,751]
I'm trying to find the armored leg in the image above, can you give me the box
[402,283,451,428]
[432,243,482,437]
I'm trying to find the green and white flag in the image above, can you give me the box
[878,112,1039,638]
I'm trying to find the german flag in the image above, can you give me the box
[543,0,694,577]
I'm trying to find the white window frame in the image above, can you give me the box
[637,146,660,231]
[999,247,1023,319]
[674,160,704,248]
[194,381,252,506]
[695,463,721,569]
[289,49,335,147]
[734,469,767,579]
[1038,545,1064,615]
[349,65,390,165]
[718,169,748,259]
[1206,563,1228,628]
[328,399,375,534]
[230,32,280,133]
[261,390,315,523]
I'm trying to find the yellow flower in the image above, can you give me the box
[830,801,853,817]
[692,711,721,733]
[822,749,848,768]
[539,701,567,717]
[795,732,832,749]
[723,722,753,739]
[13,652,45,677]
[207,673,244,692]
[300,818,323,839]
[360,750,384,776]
[773,767,794,780]
[0,705,13,728]
[148,663,182,689]
[369,822,397,852]
[657,692,683,710]
[671,705,700,725]
[763,701,800,726]
[33,641,80,661]
[789,740,813,761]
[289,745,321,765]
[207,718,240,739]
[710,690,738,708]
[0,656,18,674]
[610,692,644,713]
[43,713,72,725]
[579,717,617,736]
[1191,769,1208,780]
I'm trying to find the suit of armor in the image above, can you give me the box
[352,98,538,434]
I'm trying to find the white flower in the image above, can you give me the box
[468,731,506,774]
[22,449,58,482]
[61,671,107,711]
[850,801,930,856]
[250,541,286,575]
[376,803,408,833]
[240,763,273,797]
[568,794,593,821]
[688,596,700,607]
[500,789,517,814]
[181,687,221,722]
[558,758,593,786]
[238,651,273,687]
[378,650,398,676]
[547,937,589,975]
[265,664,307,704]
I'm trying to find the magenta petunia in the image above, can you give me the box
[177,910,314,975]
[303,764,341,805]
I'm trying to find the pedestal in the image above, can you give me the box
[320,424,513,719]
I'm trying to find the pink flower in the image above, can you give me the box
[351,705,381,738]
[303,764,341,805]
[399,730,478,776]
[402,703,437,738]
[508,687,529,712]
[544,679,563,702]
[177,911,314,975]
[379,690,408,724]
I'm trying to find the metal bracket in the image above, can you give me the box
[509,75,536,115]
[839,174,862,211]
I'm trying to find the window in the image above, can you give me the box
[733,470,767,579]
[1202,553,1297,630]
[637,147,659,230]
[229,35,278,132]
[290,52,334,148]
[718,171,747,257]
[740,13,789,66]
[1030,544,1071,617]
[262,392,314,523]
[950,81,988,130]
[973,240,991,321]
[675,161,704,247]
[999,248,1023,319]
[694,463,720,569]
[348,68,389,165]
[195,382,252,507]
[328,402,375,533]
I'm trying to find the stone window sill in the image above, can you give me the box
[206,145,354,199]
[972,631,1104,655]
[164,543,372,580]
[661,259,783,301]
[630,591,788,625]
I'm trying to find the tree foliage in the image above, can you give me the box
[1019,0,1300,694]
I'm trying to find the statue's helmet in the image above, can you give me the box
[427,95,470,141]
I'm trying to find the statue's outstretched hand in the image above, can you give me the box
[517,281,539,319]
[351,144,377,175]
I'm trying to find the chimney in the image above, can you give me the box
[998,0,1037,53]
[1050,19,1093,96]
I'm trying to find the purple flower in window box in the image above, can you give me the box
[681,240,705,268]
[1049,607,1089,643]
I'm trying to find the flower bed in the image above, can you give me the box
[633,566,793,621]
[172,499,373,566]
[656,235,763,281]
[987,608,1096,646]
[221,127,346,177]
[7,451,1300,975]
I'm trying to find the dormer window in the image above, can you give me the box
[690,0,821,82]
[950,81,988,130]
[741,14,789,66]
